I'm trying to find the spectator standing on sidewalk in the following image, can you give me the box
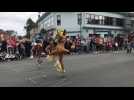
[43,39,49,54]
[7,37,14,56]
[1,39,7,53]
[71,40,76,54]
[81,39,87,53]
[95,36,100,54]
[17,40,25,59]
[86,36,91,53]
[64,38,72,54]
[11,36,17,54]
[99,37,104,53]
[127,41,132,54]
[75,35,81,54]
[24,39,32,58]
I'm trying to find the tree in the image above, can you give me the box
[24,18,36,39]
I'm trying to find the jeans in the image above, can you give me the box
[7,47,14,55]
[76,46,81,54]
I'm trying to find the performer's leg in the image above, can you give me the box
[59,54,65,72]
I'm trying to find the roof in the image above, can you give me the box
[37,12,51,23]
[117,12,134,17]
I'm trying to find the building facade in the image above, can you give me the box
[37,12,133,38]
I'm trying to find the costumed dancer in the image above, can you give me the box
[46,28,70,73]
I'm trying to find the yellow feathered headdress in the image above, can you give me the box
[56,27,65,37]
[53,27,67,39]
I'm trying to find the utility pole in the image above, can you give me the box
[78,13,82,39]
[38,12,41,19]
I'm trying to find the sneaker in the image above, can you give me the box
[11,55,15,58]
[30,55,33,59]
[5,54,9,58]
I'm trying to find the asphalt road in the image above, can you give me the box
[0,51,134,87]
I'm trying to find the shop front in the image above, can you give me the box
[83,26,124,38]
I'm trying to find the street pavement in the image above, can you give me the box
[0,51,134,87]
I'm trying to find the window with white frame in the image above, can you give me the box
[48,18,50,26]
[57,15,61,26]
[84,13,116,26]
[51,16,54,25]
[85,13,91,24]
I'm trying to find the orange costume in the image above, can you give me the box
[46,28,69,73]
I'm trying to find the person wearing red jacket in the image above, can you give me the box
[11,36,17,54]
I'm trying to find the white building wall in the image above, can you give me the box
[38,13,56,31]
[54,12,80,32]
[38,12,126,37]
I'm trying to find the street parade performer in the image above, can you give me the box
[46,28,70,73]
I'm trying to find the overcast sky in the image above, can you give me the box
[0,12,42,36]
